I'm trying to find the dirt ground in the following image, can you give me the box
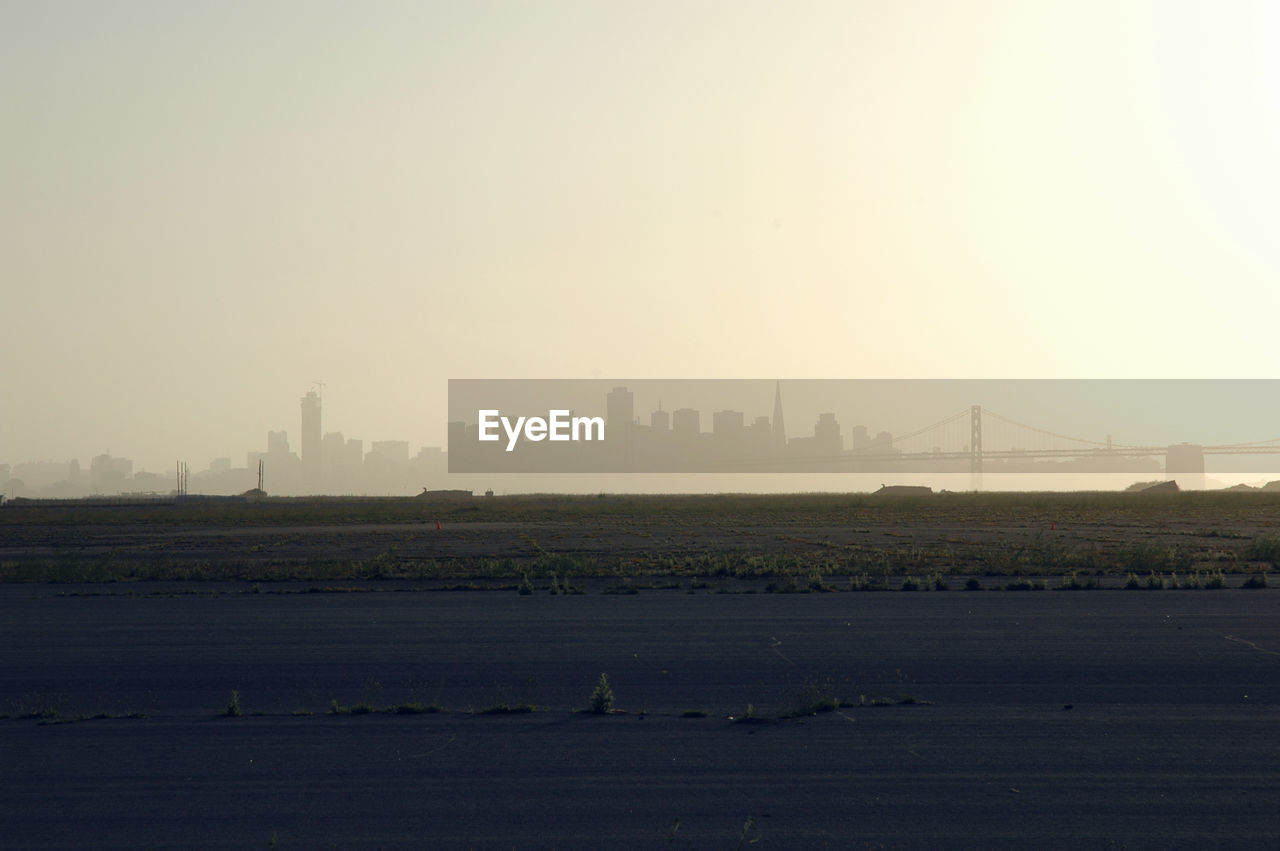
[2,491,1278,585]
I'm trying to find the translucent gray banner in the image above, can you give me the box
[447,379,1280,476]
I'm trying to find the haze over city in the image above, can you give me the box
[9,7,1280,846]
[6,1,1280,483]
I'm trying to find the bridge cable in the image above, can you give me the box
[981,409,1143,450]
[883,409,973,449]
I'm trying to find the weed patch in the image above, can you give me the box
[1246,537,1280,567]
[477,703,535,715]
[588,673,615,714]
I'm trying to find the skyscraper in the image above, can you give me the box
[606,386,634,431]
[301,389,322,486]
[606,386,634,460]
[771,381,787,451]
[650,402,670,431]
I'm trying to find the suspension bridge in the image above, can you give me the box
[838,405,1280,477]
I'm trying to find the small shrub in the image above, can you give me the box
[1118,542,1188,573]
[900,576,921,592]
[223,691,242,717]
[589,673,614,714]
[1057,571,1099,590]
[681,709,709,718]
[479,703,535,714]
[733,703,770,724]
[1242,573,1268,589]
[965,577,983,591]
[1246,537,1280,567]
[518,574,533,595]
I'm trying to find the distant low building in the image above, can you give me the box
[1129,480,1180,494]
[417,489,472,500]
[873,485,932,496]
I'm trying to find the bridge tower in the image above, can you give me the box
[970,405,983,491]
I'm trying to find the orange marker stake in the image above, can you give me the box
[436,520,442,530]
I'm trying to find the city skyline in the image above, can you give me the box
[11,376,1280,497]
[0,385,445,499]
[448,379,1280,483]
[7,3,1280,486]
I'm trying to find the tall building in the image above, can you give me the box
[322,432,347,483]
[771,381,787,451]
[606,387,634,430]
[712,410,744,436]
[606,386,634,458]
[650,402,670,432]
[301,390,322,485]
[814,412,842,455]
[89,454,132,494]
[672,408,700,437]
[267,430,290,455]
[369,440,410,465]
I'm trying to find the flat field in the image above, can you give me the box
[3,490,1280,587]
[3,493,1280,848]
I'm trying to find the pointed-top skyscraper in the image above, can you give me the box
[771,380,786,451]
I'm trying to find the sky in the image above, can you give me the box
[5,0,1280,474]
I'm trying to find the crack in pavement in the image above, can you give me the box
[770,636,794,665]
[1224,635,1280,657]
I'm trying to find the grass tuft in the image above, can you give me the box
[389,702,442,714]
[589,673,615,714]
[477,703,535,714]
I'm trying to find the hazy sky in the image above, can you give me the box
[5,1,1280,473]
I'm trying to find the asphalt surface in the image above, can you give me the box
[4,587,1280,848]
